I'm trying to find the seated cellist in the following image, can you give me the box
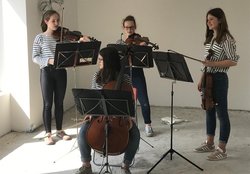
[75,47,140,174]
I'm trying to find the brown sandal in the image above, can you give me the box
[56,130,72,141]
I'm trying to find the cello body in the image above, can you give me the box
[86,81,133,155]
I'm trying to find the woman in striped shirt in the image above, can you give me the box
[194,8,239,161]
[32,10,72,145]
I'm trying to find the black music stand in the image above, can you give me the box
[51,41,101,164]
[107,44,153,68]
[147,51,203,173]
[54,41,101,69]
[72,88,135,174]
[54,41,101,122]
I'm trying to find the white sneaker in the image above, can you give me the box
[145,125,154,137]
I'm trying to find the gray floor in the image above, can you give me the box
[0,106,250,174]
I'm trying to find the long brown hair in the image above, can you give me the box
[204,8,233,45]
[40,10,60,32]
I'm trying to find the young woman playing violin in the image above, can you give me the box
[194,8,239,161]
[76,47,140,174]
[32,10,90,145]
[116,15,154,137]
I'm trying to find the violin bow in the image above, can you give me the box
[59,7,65,42]
[168,49,203,63]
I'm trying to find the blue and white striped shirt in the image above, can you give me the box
[32,33,57,69]
[203,34,239,73]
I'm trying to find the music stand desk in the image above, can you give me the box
[54,41,101,69]
[107,44,154,68]
[72,88,135,174]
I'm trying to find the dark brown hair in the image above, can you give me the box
[40,10,60,32]
[122,15,137,29]
[96,47,121,85]
[204,8,233,44]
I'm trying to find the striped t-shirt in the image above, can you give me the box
[203,34,240,73]
[91,71,132,89]
[32,33,57,69]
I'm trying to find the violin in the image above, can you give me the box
[125,33,159,50]
[201,49,214,111]
[53,26,97,42]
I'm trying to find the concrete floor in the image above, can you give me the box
[0,106,250,174]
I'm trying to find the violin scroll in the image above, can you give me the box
[206,49,214,60]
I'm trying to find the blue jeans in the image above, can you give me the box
[127,68,151,124]
[78,120,140,165]
[206,72,230,144]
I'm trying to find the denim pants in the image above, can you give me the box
[206,72,230,144]
[78,120,140,165]
[127,68,151,124]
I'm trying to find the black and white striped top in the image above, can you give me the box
[203,34,239,73]
[91,71,132,89]
[32,33,57,69]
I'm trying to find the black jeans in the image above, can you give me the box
[40,66,67,133]
[206,72,230,143]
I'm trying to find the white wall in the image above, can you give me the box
[0,0,31,132]
[0,93,10,137]
[0,0,10,137]
[1,0,249,136]
[0,0,79,136]
[76,0,250,110]
[0,0,3,89]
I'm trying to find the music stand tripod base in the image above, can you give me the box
[147,51,203,173]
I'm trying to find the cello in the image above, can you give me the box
[85,51,133,156]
